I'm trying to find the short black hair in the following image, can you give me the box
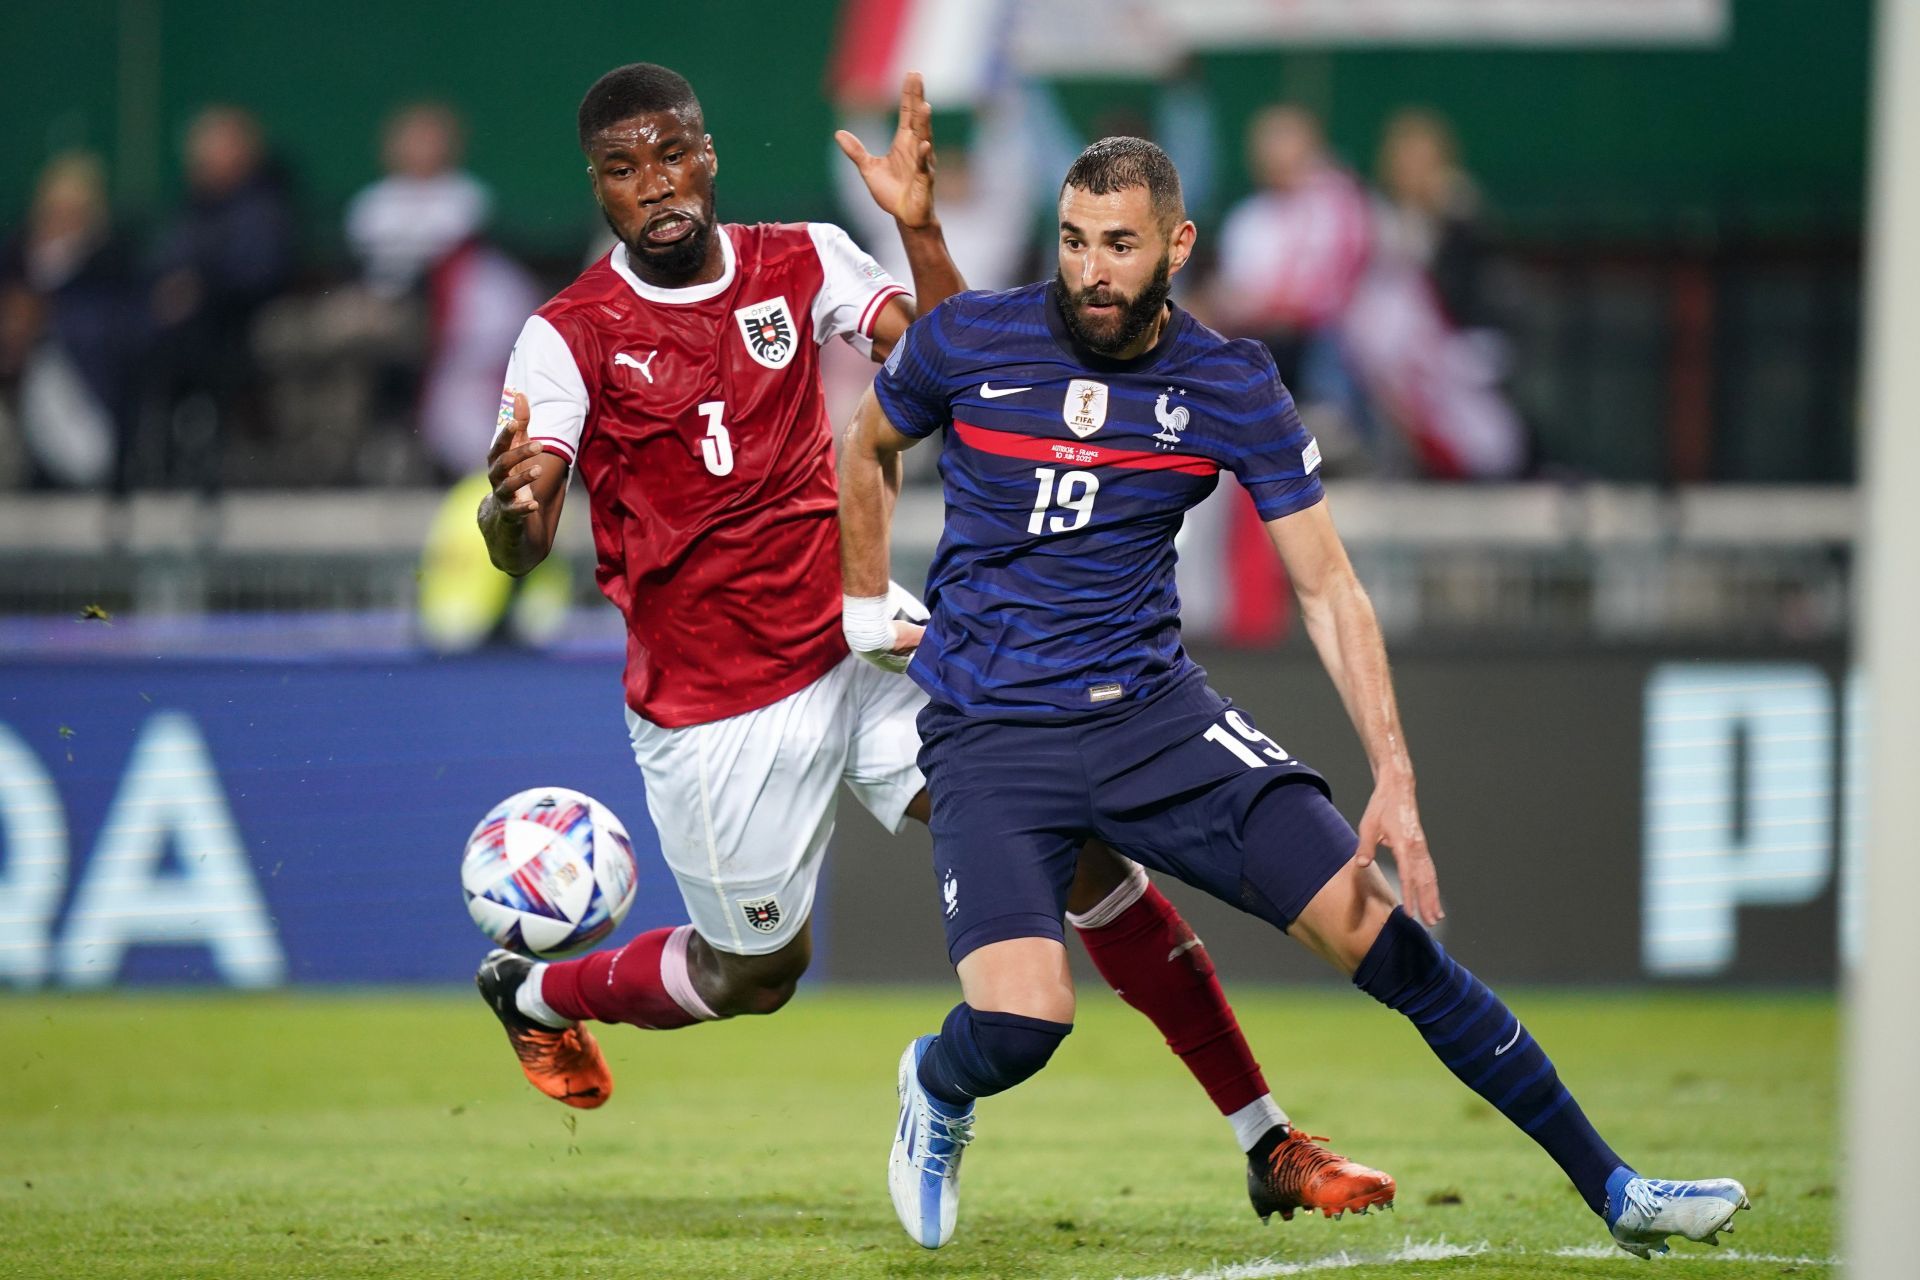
[577,63,703,151]
[1060,136,1185,229]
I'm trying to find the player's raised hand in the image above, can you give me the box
[1355,773,1444,926]
[834,71,937,230]
[486,390,545,520]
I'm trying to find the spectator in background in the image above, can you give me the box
[308,101,535,480]
[350,103,537,478]
[345,102,491,298]
[1340,108,1526,478]
[0,151,140,489]
[144,105,297,490]
[1374,108,1492,331]
[414,225,541,478]
[1209,105,1374,466]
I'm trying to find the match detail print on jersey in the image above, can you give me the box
[952,421,1218,477]
[735,296,799,370]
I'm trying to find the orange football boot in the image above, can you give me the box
[475,949,613,1109]
[1248,1127,1397,1222]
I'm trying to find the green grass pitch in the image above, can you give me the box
[0,987,1833,1279]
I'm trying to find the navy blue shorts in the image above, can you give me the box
[917,673,1359,964]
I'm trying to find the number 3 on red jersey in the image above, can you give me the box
[697,401,733,477]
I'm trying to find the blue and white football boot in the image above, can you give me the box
[1605,1168,1751,1258]
[888,1034,975,1248]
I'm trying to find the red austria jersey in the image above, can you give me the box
[503,222,908,727]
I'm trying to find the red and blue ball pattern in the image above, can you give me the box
[461,787,638,958]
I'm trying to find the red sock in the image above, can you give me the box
[538,924,719,1029]
[1072,873,1269,1116]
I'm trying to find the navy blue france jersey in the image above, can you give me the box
[873,280,1324,719]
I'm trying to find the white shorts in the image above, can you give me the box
[624,654,928,955]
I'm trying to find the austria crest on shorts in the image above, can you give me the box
[734,296,798,370]
[1064,378,1108,438]
[739,895,783,933]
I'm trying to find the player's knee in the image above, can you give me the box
[942,1003,1073,1098]
[695,935,811,1018]
[733,974,802,1016]
[1065,842,1145,917]
[704,969,804,1018]
[1350,905,1449,1009]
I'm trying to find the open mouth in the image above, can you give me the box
[643,212,697,245]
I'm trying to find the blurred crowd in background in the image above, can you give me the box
[0,0,1866,504]
[0,87,1531,495]
[0,101,538,492]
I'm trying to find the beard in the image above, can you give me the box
[1054,252,1173,356]
[608,190,718,284]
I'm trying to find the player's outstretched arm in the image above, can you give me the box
[835,71,966,357]
[477,390,570,577]
[1267,502,1444,926]
[838,386,924,670]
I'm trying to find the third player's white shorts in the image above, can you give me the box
[624,654,927,955]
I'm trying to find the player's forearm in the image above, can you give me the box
[1300,571,1415,783]
[897,220,965,314]
[838,403,900,597]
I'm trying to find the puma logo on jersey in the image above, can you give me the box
[614,351,658,384]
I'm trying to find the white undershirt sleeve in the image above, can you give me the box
[806,222,909,358]
[502,314,589,464]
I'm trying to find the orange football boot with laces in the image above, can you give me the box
[1248,1127,1397,1222]
[476,949,613,1109]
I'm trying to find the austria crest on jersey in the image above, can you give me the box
[734,295,799,370]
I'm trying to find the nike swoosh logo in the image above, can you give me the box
[1494,1024,1523,1056]
[979,382,1032,399]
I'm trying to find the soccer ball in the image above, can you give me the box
[461,786,638,958]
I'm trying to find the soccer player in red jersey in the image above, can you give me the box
[472,63,1390,1222]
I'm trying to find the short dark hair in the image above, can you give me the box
[577,63,703,151]
[1060,136,1185,229]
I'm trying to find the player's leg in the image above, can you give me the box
[478,670,852,1105]
[1084,685,1396,1221]
[1066,844,1304,1198]
[885,702,1086,1248]
[1270,787,1748,1256]
[842,657,1293,1193]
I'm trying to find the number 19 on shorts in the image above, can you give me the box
[1029,467,1099,535]
[1204,710,1291,768]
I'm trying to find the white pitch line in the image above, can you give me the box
[1550,1243,1840,1265]
[1105,1238,1487,1280]
[1106,1237,1840,1280]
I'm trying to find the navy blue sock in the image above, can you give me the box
[1354,908,1628,1216]
[916,1003,1073,1107]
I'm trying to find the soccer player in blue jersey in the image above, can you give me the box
[837,137,1750,1255]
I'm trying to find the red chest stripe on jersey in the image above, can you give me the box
[952,419,1218,476]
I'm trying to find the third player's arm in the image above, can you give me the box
[835,71,966,360]
[1267,501,1444,925]
[838,386,923,660]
